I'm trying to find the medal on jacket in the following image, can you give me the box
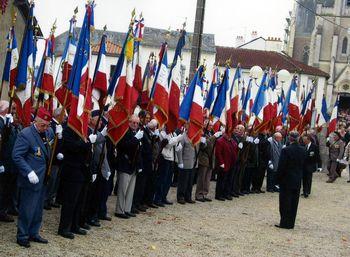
[35,147,42,157]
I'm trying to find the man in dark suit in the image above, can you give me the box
[302,134,320,198]
[275,131,306,229]
[12,107,54,247]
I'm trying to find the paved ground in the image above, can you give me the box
[0,171,350,257]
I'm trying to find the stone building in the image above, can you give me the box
[285,0,350,116]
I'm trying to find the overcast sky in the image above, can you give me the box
[34,0,294,54]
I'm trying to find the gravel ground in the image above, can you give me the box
[0,172,350,257]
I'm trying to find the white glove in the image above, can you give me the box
[56,153,64,160]
[220,164,225,169]
[104,171,111,181]
[238,142,243,149]
[55,124,63,134]
[200,137,206,144]
[214,131,222,138]
[317,168,322,172]
[135,130,144,140]
[282,145,286,149]
[336,159,340,162]
[254,138,260,144]
[101,126,108,137]
[138,169,142,173]
[92,174,97,182]
[175,143,183,152]
[0,166,5,173]
[326,137,330,142]
[268,137,272,143]
[246,136,253,143]
[154,129,160,137]
[178,163,184,169]
[89,134,97,144]
[28,171,39,184]
[5,113,13,124]
[268,161,274,170]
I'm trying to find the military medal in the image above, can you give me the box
[36,147,42,157]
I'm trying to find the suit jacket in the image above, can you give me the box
[258,134,271,167]
[91,131,110,178]
[303,143,320,173]
[327,139,345,161]
[198,134,216,168]
[269,139,282,172]
[177,133,198,170]
[215,135,238,172]
[116,128,142,174]
[12,125,54,191]
[276,142,306,190]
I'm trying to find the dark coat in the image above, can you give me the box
[116,128,142,174]
[60,127,92,183]
[276,143,306,190]
[303,143,320,174]
[258,134,271,168]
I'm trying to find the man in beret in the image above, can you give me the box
[12,107,54,247]
[275,131,306,229]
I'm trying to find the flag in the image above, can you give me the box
[179,65,204,145]
[167,29,186,132]
[242,78,252,122]
[228,66,241,129]
[91,33,108,111]
[328,96,338,135]
[265,70,278,128]
[107,23,138,145]
[251,71,268,131]
[55,14,78,109]
[14,2,35,127]
[316,95,330,128]
[132,16,144,93]
[140,55,156,109]
[204,66,219,113]
[67,3,94,140]
[151,43,169,128]
[282,76,300,131]
[299,84,314,132]
[1,25,18,99]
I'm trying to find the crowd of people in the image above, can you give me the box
[0,99,349,248]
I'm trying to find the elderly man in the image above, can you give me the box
[12,107,54,247]
[326,131,345,183]
[275,132,306,229]
[115,115,143,219]
[267,132,283,192]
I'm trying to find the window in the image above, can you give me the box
[342,37,348,54]
[347,0,350,7]
[302,45,310,64]
[110,65,116,80]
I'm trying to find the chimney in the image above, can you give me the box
[235,35,245,47]
[251,30,258,40]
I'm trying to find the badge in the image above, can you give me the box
[310,151,314,157]
[334,145,339,149]
[35,147,42,157]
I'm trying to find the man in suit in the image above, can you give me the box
[302,134,320,197]
[115,115,143,219]
[275,131,306,229]
[267,132,283,192]
[326,131,345,183]
[12,107,54,247]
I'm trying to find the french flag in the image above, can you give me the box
[91,33,108,111]
[299,85,315,132]
[282,76,300,131]
[228,66,241,129]
[140,55,156,110]
[55,14,77,109]
[204,66,219,113]
[179,65,204,145]
[14,2,35,127]
[251,71,268,131]
[67,3,94,140]
[132,16,144,93]
[151,43,169,128]
[242,78,253,122]
[328,96,338,135]
[167,29,186,132]
[316,94,330,128]
[265,70,278,126]
[1,25,18,99]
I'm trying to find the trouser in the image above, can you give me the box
[328,161,340,180]
[87,175,105,221]
[226,165,236,195]
[17,187,45,240]
[116,172,137,214]
[0,171,17,215]
[154,158,173,204]
[177,168,194,201]
[45,165,60,205]
[252,164,267,190]
[302,171,313,195]
[233,165,246,194]
[266,168,276,191]
[242,167,255,192]
[143,167,157,205]
[58,181,85,233]
[195,165,212,199]
[133,162,151,208]
[78,182,90,227]
[215,168,227,198]
[279,186,300,229]
[98,175,111,218]
[172,165,179,186]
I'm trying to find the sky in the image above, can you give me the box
[34,0,294,55]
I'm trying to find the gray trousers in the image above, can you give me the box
[116,172,136,214]
[195,165,212,199]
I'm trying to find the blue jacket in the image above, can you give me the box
[12,124,54,191]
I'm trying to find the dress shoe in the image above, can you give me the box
[185,199,195,204]
[131,208,140,214]
[195,197,205,202]
[215,197,225,201]
[115,213,130,219]
[231,193,239,198]
[17,239,30,248]
[163,199,173,205]
[80,223,91,230]
[304,194,309,198]
[258,190,265,193]
[51,202,60,208]
[99,215,112,221]
[326,179,335,183]
[29,235,48,244]
[204,197,212,202]
[125,212,136,218]
[72,228,87,235]
[241,190,249,194]
[177,199,186,204]
[7,208,19,216]
[137,206,147,212]
[238,192,245,196]
[87,219,101,227]
[275,224,293,229]
[267,189,274,193]
[44,204,52,210]
[147,203,158,209]
[58,231,75,239]
[347,180,350,183]
[154,202,165,207]
[0,213,14,222]
[225,196,233,201]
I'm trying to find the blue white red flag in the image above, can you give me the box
[317,94,330,128]
[204,66,219,112]
[328,95,338,135]
[282,76,300,131]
